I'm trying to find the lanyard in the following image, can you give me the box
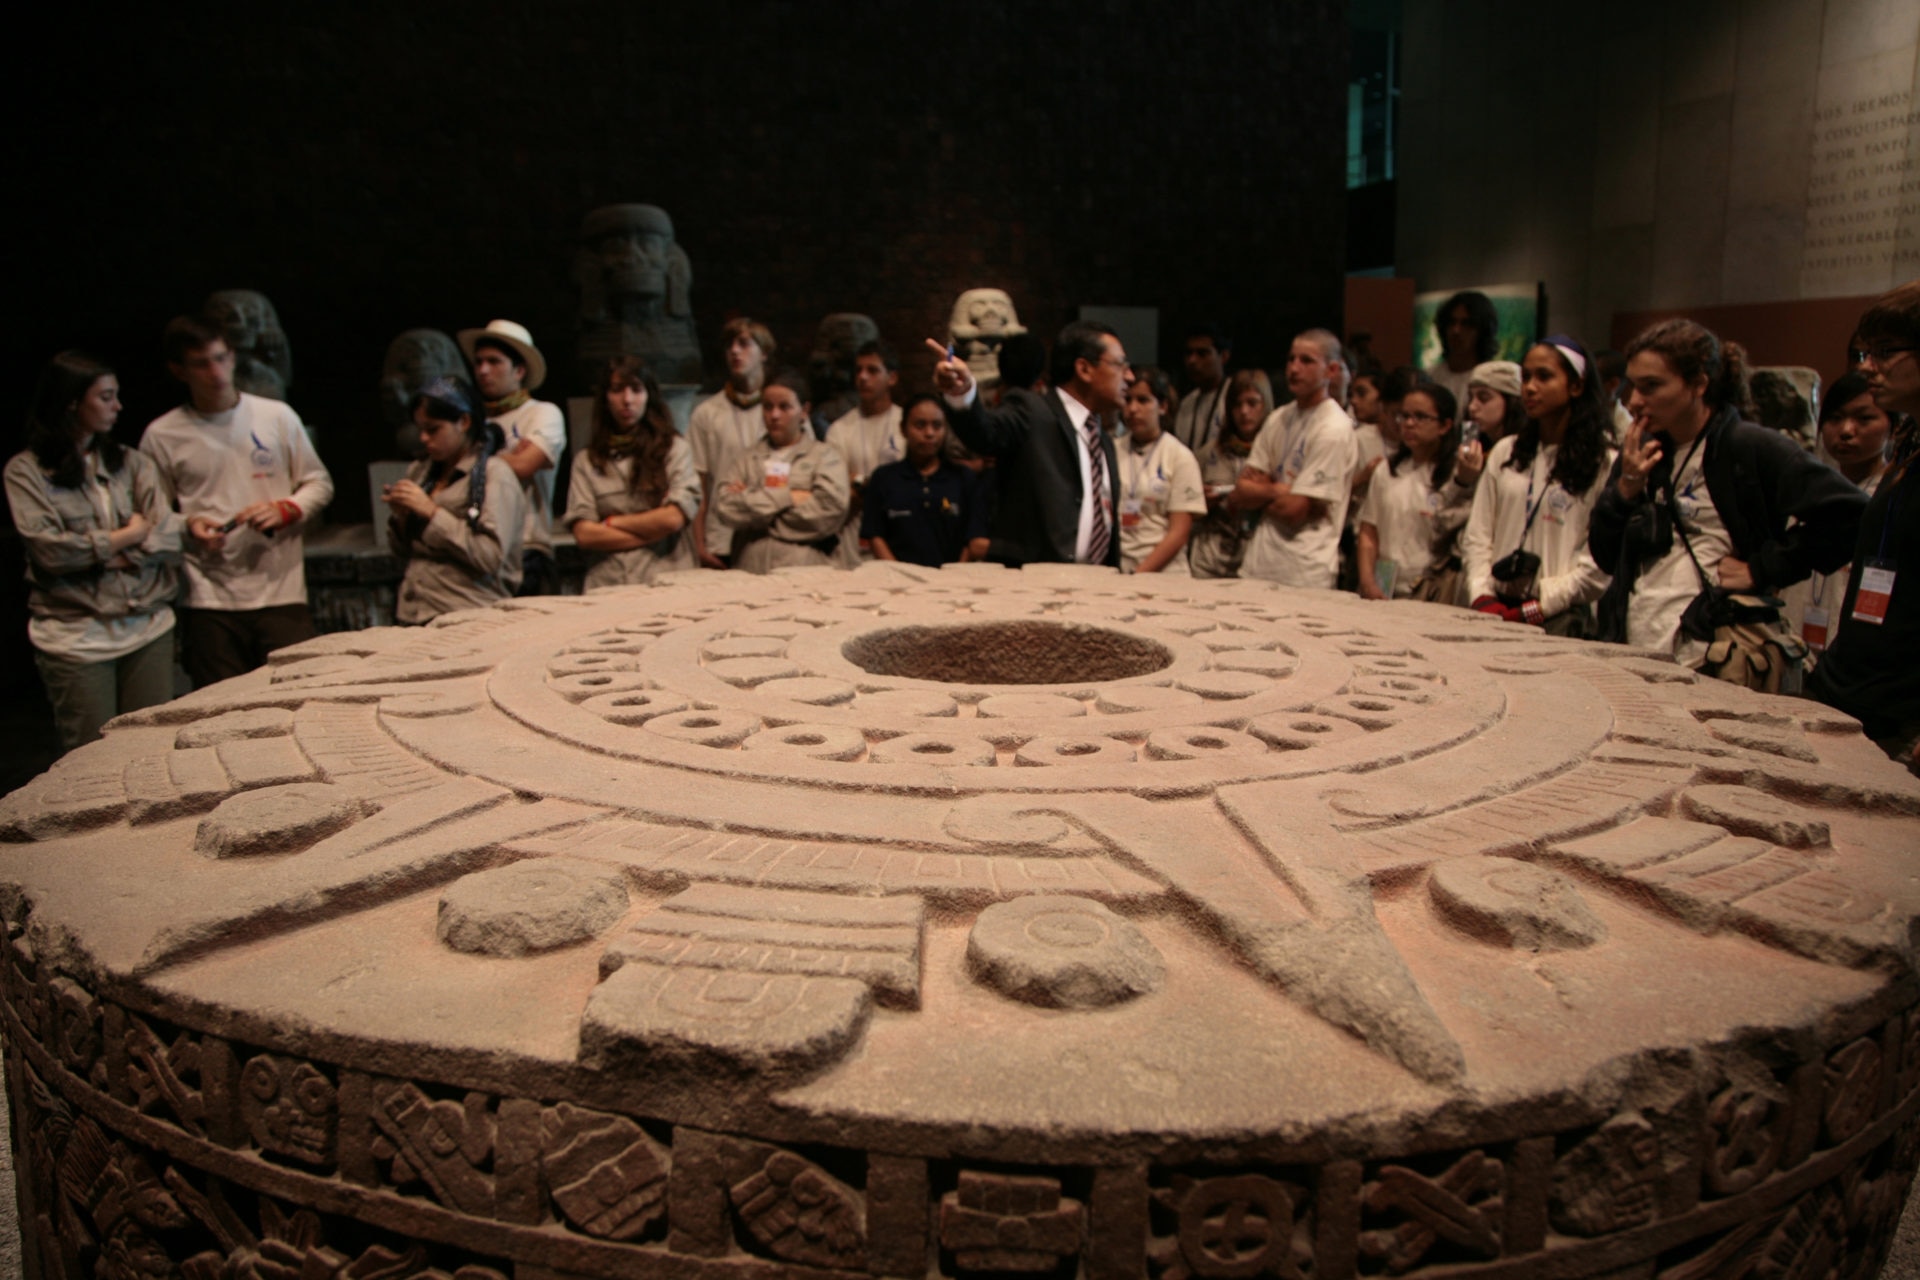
[1668,432,1707,526]
[1182,386,1224,448]
[1875,464,1912,563]
[1513,448,1553,549]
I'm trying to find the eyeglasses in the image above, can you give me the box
[1096,355,1131,371]
[1396,410,1441,424]
[1850,344,1916,367]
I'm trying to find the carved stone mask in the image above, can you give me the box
[577,204,692,320]
[204,288,292,396]
[379,329,466,428]
[809,314,880,404]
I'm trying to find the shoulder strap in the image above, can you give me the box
[1663,435,1713,593]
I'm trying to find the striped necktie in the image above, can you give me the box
[1083,417,1110,565]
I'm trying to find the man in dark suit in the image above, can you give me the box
[926,321,1128,568]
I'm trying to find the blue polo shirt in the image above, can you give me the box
[860,458,989,567]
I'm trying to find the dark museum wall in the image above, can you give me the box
[5,2,1348,526]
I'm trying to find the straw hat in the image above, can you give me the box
[458,319,547,392]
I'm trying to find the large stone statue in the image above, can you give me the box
[948,287,1027,389]
[574,203,702,386]
[808,312,880,425]
[379,328,467,457]
[203,288,293,400]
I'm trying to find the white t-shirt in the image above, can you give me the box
[1117,433,1206,574]
[493,399,566,558]
[825,404,904,485]
[1426,364,1475,414]
[1240,398,1357,588]
[1353,422,1387,474]
[140,392,334,610]
[1460,435,1613,617]
[1627,436,1729,666]
[826,403,905,564]
[1357,458,1446,596]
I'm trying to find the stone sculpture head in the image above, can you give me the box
[380,329,466,455]
[203,289,292,400]
[1748,367,1820,451]
[948,289,1027,387]
[808,314,880,414]
[577,204,690,323]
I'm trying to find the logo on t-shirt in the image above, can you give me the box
[249,431,274,471]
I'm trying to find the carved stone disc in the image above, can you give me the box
[4,562,1919,1280]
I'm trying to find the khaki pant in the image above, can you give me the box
[34,629,177,754]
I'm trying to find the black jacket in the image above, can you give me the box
[1589,410,1865,596]
[944,387,1121,568]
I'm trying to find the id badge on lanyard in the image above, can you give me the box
[1851,477,1906,625]
[763,458,792,489]
[1802,571,1830,649]
[1853,563,1895,624]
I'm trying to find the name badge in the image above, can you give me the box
[763,459,792,488]
[1852,563,1896,625]
[1802,605,1830,651]
[1120,497,1144,529]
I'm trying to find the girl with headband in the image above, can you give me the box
[384,376,526,622]
[1460,335,1614,635]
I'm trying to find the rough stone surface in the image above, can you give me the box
[172,706,295,748]
[1429,855,1608,950]
[3,563,1920,1280]
[967,895,1165,1007]
[438,858,631,956]
[193,782,370,858]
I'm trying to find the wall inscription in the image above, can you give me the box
[1801,86,1920,297]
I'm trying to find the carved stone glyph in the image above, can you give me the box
[948,287,1027,388]
[3,563,1920,1279]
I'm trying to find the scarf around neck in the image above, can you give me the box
[486,390,531,415]
[724,384,763,410]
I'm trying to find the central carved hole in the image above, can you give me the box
[842,622,1172,686]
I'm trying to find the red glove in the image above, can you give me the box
[1471,595,1525,624]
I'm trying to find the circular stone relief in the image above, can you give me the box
[439,859,632,957]
[5,564,1919,1280]
[966,895,1166,1008]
